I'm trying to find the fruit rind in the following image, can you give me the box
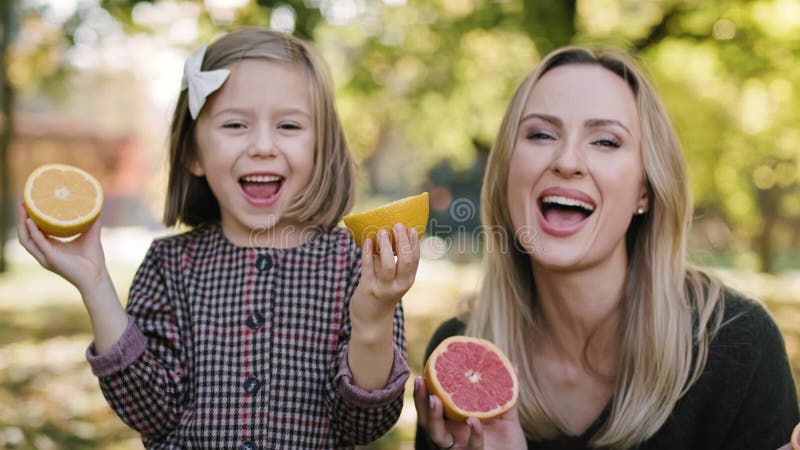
[23,163,103,238]
[424,335,519,422]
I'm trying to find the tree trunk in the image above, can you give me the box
[0,0,16,273]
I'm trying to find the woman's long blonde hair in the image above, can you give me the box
[465,46,725,449]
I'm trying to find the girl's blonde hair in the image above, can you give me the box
[465,46,725,449]
[163,28,354,229]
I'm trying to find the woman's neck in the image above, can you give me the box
[531,250,627,369]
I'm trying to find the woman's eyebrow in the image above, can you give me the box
[585,118,631,136]
[520,113,561,126]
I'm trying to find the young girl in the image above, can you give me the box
[17,28,418,449]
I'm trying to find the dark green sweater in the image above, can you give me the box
[415,291,799,449]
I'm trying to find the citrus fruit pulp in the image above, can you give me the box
[792,421,799,450]
[23,163,103,238]
[424,336,519,422]
[343,192,428,251]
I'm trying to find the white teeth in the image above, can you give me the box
[541,195,595,211]
[241,175,282,183]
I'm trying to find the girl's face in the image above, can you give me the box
[190,59,315,247]
[506,64,648,272]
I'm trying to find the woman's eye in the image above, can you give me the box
[593,138,621,148]
[527,131,554,140]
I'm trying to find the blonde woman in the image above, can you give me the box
[414,46,799,449]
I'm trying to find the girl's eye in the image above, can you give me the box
[593,137,621,148]
[223,122,246,129]
[279,123,301,130]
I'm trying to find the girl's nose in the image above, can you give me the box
[551,139,586,178]
[248,127,278,158]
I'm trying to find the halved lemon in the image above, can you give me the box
[23,164,104,237]
[343,192,429,251]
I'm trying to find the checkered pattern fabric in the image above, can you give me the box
[86,224,408,449]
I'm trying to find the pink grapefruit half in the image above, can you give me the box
[424,336,519,422]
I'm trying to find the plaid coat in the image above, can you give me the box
[86,224,409,449]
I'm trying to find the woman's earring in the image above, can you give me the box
[636,207,646,215]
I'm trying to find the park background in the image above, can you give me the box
[0,0,799,448]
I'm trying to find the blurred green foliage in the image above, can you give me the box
[5,0,800,272]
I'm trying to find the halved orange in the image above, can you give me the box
[424,336,519,422]
[23,164,103,237]
[343,192,428,251]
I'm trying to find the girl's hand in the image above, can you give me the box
[414,376,527,450]
[350,223,420,324]
[346,223,420,390]
[18,201,129,353]
[16,202,109,296]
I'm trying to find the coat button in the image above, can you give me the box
[243,377,262,394]
[255,254,272,271]
[246,311,266,330]
[239,441,257,450]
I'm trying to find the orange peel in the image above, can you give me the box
[343,192,428,251]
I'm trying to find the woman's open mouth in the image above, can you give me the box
[537,194,595,237]
[239,174,284,206]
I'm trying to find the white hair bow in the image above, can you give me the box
[180,44,230,119]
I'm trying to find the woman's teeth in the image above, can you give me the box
[541,195,595,212]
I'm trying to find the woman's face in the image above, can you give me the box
[506,64,647,272]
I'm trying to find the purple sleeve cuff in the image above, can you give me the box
[85,316,147,377]
[335,344,410,408]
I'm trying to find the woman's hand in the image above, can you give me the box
[16,202,110,296]
[414,376,527,450]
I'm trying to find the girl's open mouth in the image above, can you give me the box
[239,174,284,205]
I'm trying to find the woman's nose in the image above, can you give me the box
[551,139,586,177]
